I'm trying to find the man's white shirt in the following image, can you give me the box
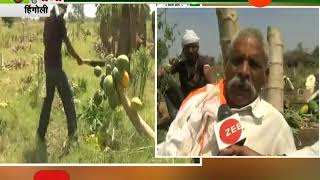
[158,83,297,156]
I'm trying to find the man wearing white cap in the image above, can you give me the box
[170,29,213,96]
[158,30,214,125]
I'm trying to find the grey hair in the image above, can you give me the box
[227,28,270,67]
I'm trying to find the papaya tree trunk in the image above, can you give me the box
[116,84,155,140]
[216,8,239,65]
[266,26,284,113]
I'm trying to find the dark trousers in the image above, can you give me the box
[37,68,77,139]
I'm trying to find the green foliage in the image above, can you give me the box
[157,9,179,65]
[130,47,153,100]
[157,39,168,65]
[96,4,122,23]
[71,77,88,97]
[284,108,303,130]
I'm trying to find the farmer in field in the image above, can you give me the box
[158,29,214,124]
[158,28,296,156]
[37,4,83,148]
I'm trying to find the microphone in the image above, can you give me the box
[217,104,233,122]
[214,104,246,151]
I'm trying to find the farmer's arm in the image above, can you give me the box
[60,19,83,65]
[202,56,215,84]
[64,36,83,65]
[170,58,180,74]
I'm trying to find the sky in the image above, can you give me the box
[158,8,319,60]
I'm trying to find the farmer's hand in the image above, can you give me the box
[218,145,262,156]
[158,66,166,77]
[203,64,215,84]
[158,64,171,77]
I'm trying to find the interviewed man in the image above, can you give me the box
[158,28,296,156]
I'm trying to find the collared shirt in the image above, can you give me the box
[158,80,297,156]
[286,141,319,156]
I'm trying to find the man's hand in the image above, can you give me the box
[158,64,171,77]
[203,64,215,84]
[218,145,262,156]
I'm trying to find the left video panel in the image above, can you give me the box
[0,3,166,164]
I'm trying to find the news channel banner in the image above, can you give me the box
[0,0,204,18]
[0,0,54,17]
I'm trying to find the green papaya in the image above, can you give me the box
[105,64,112,75]
[308,100,319,114]
[299,104,309,115]
[100,74,106,90]
[112,67,120,82]
[103,75,114,93]
[116,54,129,71]
[93,90,103,106]
[108,91,121,109]
[94,65,102,77]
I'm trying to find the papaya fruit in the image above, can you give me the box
[103,75,114,94]
[121,71,129,88]
[131,97,143,111]
[94,65,102,77]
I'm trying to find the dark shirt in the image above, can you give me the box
[172,55,214,96]
[43,14,67,70]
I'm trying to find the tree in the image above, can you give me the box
[266,26,284,113]
[1,17,15,28]
[72,4,85,21]
[216,8,239,65]
[97,5,149,56]
[157,9,179,65]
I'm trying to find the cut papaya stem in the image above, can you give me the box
[115,83,155,140]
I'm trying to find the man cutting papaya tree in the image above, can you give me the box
[37,4,84,153]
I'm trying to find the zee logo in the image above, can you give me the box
[219,118,243,144]
[34,170,69,180]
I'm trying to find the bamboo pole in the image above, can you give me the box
[216,8,239,65]
[116,84,155,140]
[266,26,284,113]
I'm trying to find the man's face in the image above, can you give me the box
[224,37,269,108]
[183,42,199,62]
